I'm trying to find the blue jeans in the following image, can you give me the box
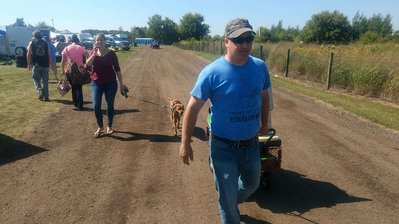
[32,65,49,98]
[210,138,260,224]
[91,80,117,128]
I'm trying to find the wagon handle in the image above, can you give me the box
[265,128,276,144]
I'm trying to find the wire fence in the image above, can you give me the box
[175,40,399,103]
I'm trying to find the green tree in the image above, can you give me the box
[178,13,209,40]
[147,14,179,45]
[36,21,54,31]
[259,27,272,42]
[270,20,284,42]
[300,10,352,44]
[352,12,393,42]
[131,26,147,38]
[359,31,382,44]
[368,13,393,37]
[161,17,179,44]
[352,11,369,40]
[13,18,26,27]
[285,26,300,41]
[269,21,299,42]
[212,35,222,41]
[147,14,164,40]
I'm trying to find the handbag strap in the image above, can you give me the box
[65,46,76,64]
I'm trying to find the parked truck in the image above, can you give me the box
[115,33,129,42]
[111,34,130,51]
[78,32,94,49]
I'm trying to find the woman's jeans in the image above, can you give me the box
[210,138,261,224]
[91,80,117,128]
[32,65,49,99]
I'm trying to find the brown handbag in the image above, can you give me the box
[65,61,91,85]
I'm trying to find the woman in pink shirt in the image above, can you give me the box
[61,34,88,111]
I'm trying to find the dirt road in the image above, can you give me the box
[1,46,399,224]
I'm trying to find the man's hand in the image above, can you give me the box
[179,144,194,165]
[259,125,269,136]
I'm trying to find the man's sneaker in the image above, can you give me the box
[44,98,50,101]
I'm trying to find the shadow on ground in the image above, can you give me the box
[240,214,271,224]
[108,130,181,142]
[248,169,371,222]
[0,133,47,166]
[114,108,140,115]
[51,99,74,105]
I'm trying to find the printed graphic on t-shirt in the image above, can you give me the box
[239,75,258,107]
[229,75,261,123]
[229,110,260,123]
[35,41,46,57]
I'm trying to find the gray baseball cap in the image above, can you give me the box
[225,18,256,38]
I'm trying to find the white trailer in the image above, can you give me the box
[6,26,35,57]
[0,34,10,58]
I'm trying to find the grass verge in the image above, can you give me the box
[187,49,399,132]
[271,76,399,131]
[0,48,136,140]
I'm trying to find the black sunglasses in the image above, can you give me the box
[228,35,254,44]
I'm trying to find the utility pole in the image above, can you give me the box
[51,19,54,28]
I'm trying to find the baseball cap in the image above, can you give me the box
[225,18,256,38]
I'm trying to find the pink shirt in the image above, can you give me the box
[62,43,86,67]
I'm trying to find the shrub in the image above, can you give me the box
[352,67,389,96]
[381,72,399,102]
[332,62,354,89]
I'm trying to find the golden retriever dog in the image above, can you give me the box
[169,98,185,136]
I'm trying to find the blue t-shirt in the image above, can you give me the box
[48,43,56,61]
[191,55,271,140]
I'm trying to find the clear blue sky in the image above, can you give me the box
[2,0,398,36]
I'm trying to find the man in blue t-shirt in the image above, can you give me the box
[44,36,58,81]
[179,18,271,224]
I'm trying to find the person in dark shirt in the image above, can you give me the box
[27,30,51,101]
[86,33,125,138]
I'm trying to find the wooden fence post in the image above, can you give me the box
[259,44,263,59]
[326,52,334,90]
[285,48,290,77]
